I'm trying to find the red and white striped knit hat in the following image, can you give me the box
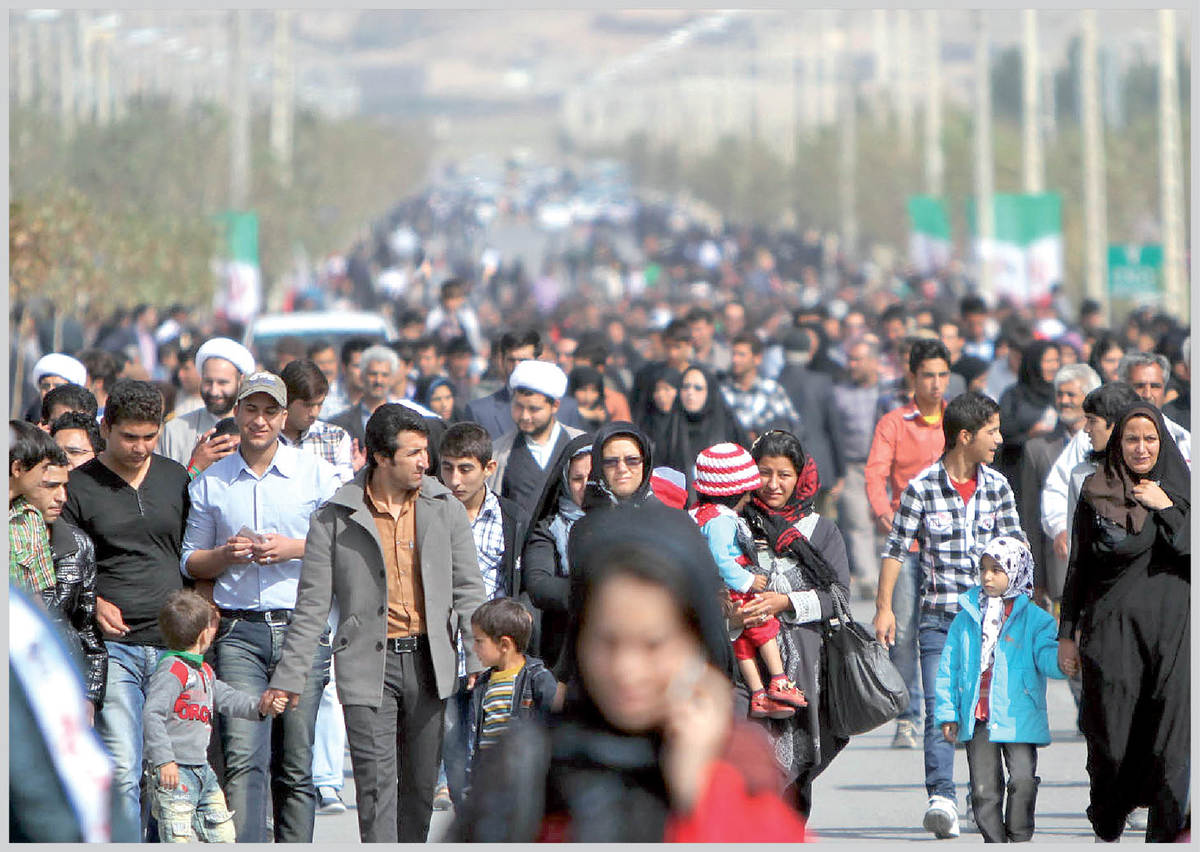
[693,443,762,497]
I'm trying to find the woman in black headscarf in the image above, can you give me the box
[997,340,1062,497]
[735,430,852,819]
[521,434,593,672]
[657,365,750,488]
[414,375,468,424]
[638,365,682,443]
[581,421,660,511]
[457,502,806,842]
[1057,403,1190,842]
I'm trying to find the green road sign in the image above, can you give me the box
[1108,244,1163,300]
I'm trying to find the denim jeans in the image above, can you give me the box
[311,658,345,791]
[890,552,923,723]
[918,609,958,801]
[95,642,162,837]
[214,617,331,843]
[151,763,236,843]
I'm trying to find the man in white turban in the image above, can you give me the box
[157,337,257,474]
[32,353,88,392]
[485,360,585,515]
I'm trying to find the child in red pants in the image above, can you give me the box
[688,443,808,719]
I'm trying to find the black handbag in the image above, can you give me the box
[820,586,910,738]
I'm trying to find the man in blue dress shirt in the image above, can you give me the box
[181,371,340,842]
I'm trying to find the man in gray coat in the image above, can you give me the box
[265,404,486,843]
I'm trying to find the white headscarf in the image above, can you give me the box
[978,536,1035,673]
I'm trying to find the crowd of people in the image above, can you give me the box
[8,190,1193,843]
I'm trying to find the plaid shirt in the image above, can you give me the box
[278,420,354,485]
[721,376,800,436]
[882,461,1026,616]
[9,497,55,593]
[458,489,509,678]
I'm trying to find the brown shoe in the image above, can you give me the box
[749,690,795,720]
[767,678,809,708]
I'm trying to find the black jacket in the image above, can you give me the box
[467,655,557,757]
[42,521,107,707]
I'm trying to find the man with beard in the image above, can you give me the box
[157,338,256,476]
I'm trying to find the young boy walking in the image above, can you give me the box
[688,443,807,720]
[142,590,286,842]
[467,598,558,765]
[873,392,1027,839]
[935,537,1065,842]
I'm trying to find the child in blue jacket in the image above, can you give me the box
[934,536,1065,843]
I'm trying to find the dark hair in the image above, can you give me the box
[340,336,375,367]
[748,429,805,476]
[9,419,69,472]
[662,319,692,344]
[574,340,608,369]
[414,336,439,355]
[398,308,426,328]
[77,348,120,392]
[41,383,98,423]
[388,340,416,365]
[280,359,330,404]
[685,307,715,325]
[499,329,543,359]
[470,597,534,654]
[177,346,198,367]
[881,304,908,326]
[443,335,474,357]
[274,335,305,360]
[440,278,467,301]
[1087,332,1124,377]
[103,379,164,427]
[731,332,763,356]
[364,404,429,470]
[909,338,952,374]
[1081,381,1141,427]
[305,338,335,359]
[50,411,105,453]
[960,295,988,317]
[942,391,1000,451]
[439,422,493,467]
[158,589,214,651]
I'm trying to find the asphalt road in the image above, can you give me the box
[313,594,1125,844]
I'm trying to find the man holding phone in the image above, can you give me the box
[180,371,340,842]
[158,338,256,477]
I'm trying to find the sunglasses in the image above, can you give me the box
[601,455,644,470]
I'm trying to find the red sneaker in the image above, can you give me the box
[767,678,809,708]
[749,691,795,720]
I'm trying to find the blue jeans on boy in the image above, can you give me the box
[151,763,236,842]
[919,608,958,802]
[890,552,923,723]
[214,617,331,843]
[95,642,162,837]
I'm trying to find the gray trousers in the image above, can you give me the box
[964,727,1039,843]
[837,462,879,581]
[342,641,446,843]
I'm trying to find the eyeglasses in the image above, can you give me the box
[601,455,643,470]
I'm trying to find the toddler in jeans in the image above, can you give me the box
[934,537,1065,842]
[142,590,286,842]
[689,443,807,720]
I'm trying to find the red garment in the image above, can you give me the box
[729,590,781,660]
[864,401,947,552]
[537,723,807,843]
[974,598,1015,721]
[951,475,978,506]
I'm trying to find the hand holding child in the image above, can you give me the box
[158,761,180,790]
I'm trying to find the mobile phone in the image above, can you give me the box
[212,418,239,438]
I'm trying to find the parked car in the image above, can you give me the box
[243,311,396,368]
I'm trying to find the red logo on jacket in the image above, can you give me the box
[173,692,212,724]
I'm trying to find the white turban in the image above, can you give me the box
[509,359,568,401]
[195,337,256,377]
[32,353,87,387]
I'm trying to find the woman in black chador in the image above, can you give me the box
[1057,403,1190,842]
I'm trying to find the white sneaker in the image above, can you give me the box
[317,786,346,815]
[1126,808,1148,831]
[923,795,961,839]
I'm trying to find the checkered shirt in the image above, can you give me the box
[721,376,800,436]
[458,489,510,679]
[278,420,354,485]
[9,497,55,593]
[882,461,1026,616]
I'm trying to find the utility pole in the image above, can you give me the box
[974,10,995,300]
[838,11,858,263]
[1022,10,1044,193]
[76,13,92,125]
[1159,9,1187,318]
[58,14,75,138]
[896,9,914,156]
[94,31,111,126]
[923,10,944,197]
[229,10,251,209]
[1081,9,1108,318]
[35,17,55,110]
[872,9,890,124]
[270,10,294,188]
[15,20,34,107]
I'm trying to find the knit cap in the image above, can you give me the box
[693,443,762,497]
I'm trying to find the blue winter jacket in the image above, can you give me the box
[934,587,1065,745]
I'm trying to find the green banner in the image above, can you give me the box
[1108,244,1163,300]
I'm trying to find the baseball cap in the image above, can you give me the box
[236,371,288,407]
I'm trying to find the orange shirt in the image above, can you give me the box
[865,401,947,523]
[364,481,425,638]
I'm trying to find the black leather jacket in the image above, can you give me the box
[42,521,107,707]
